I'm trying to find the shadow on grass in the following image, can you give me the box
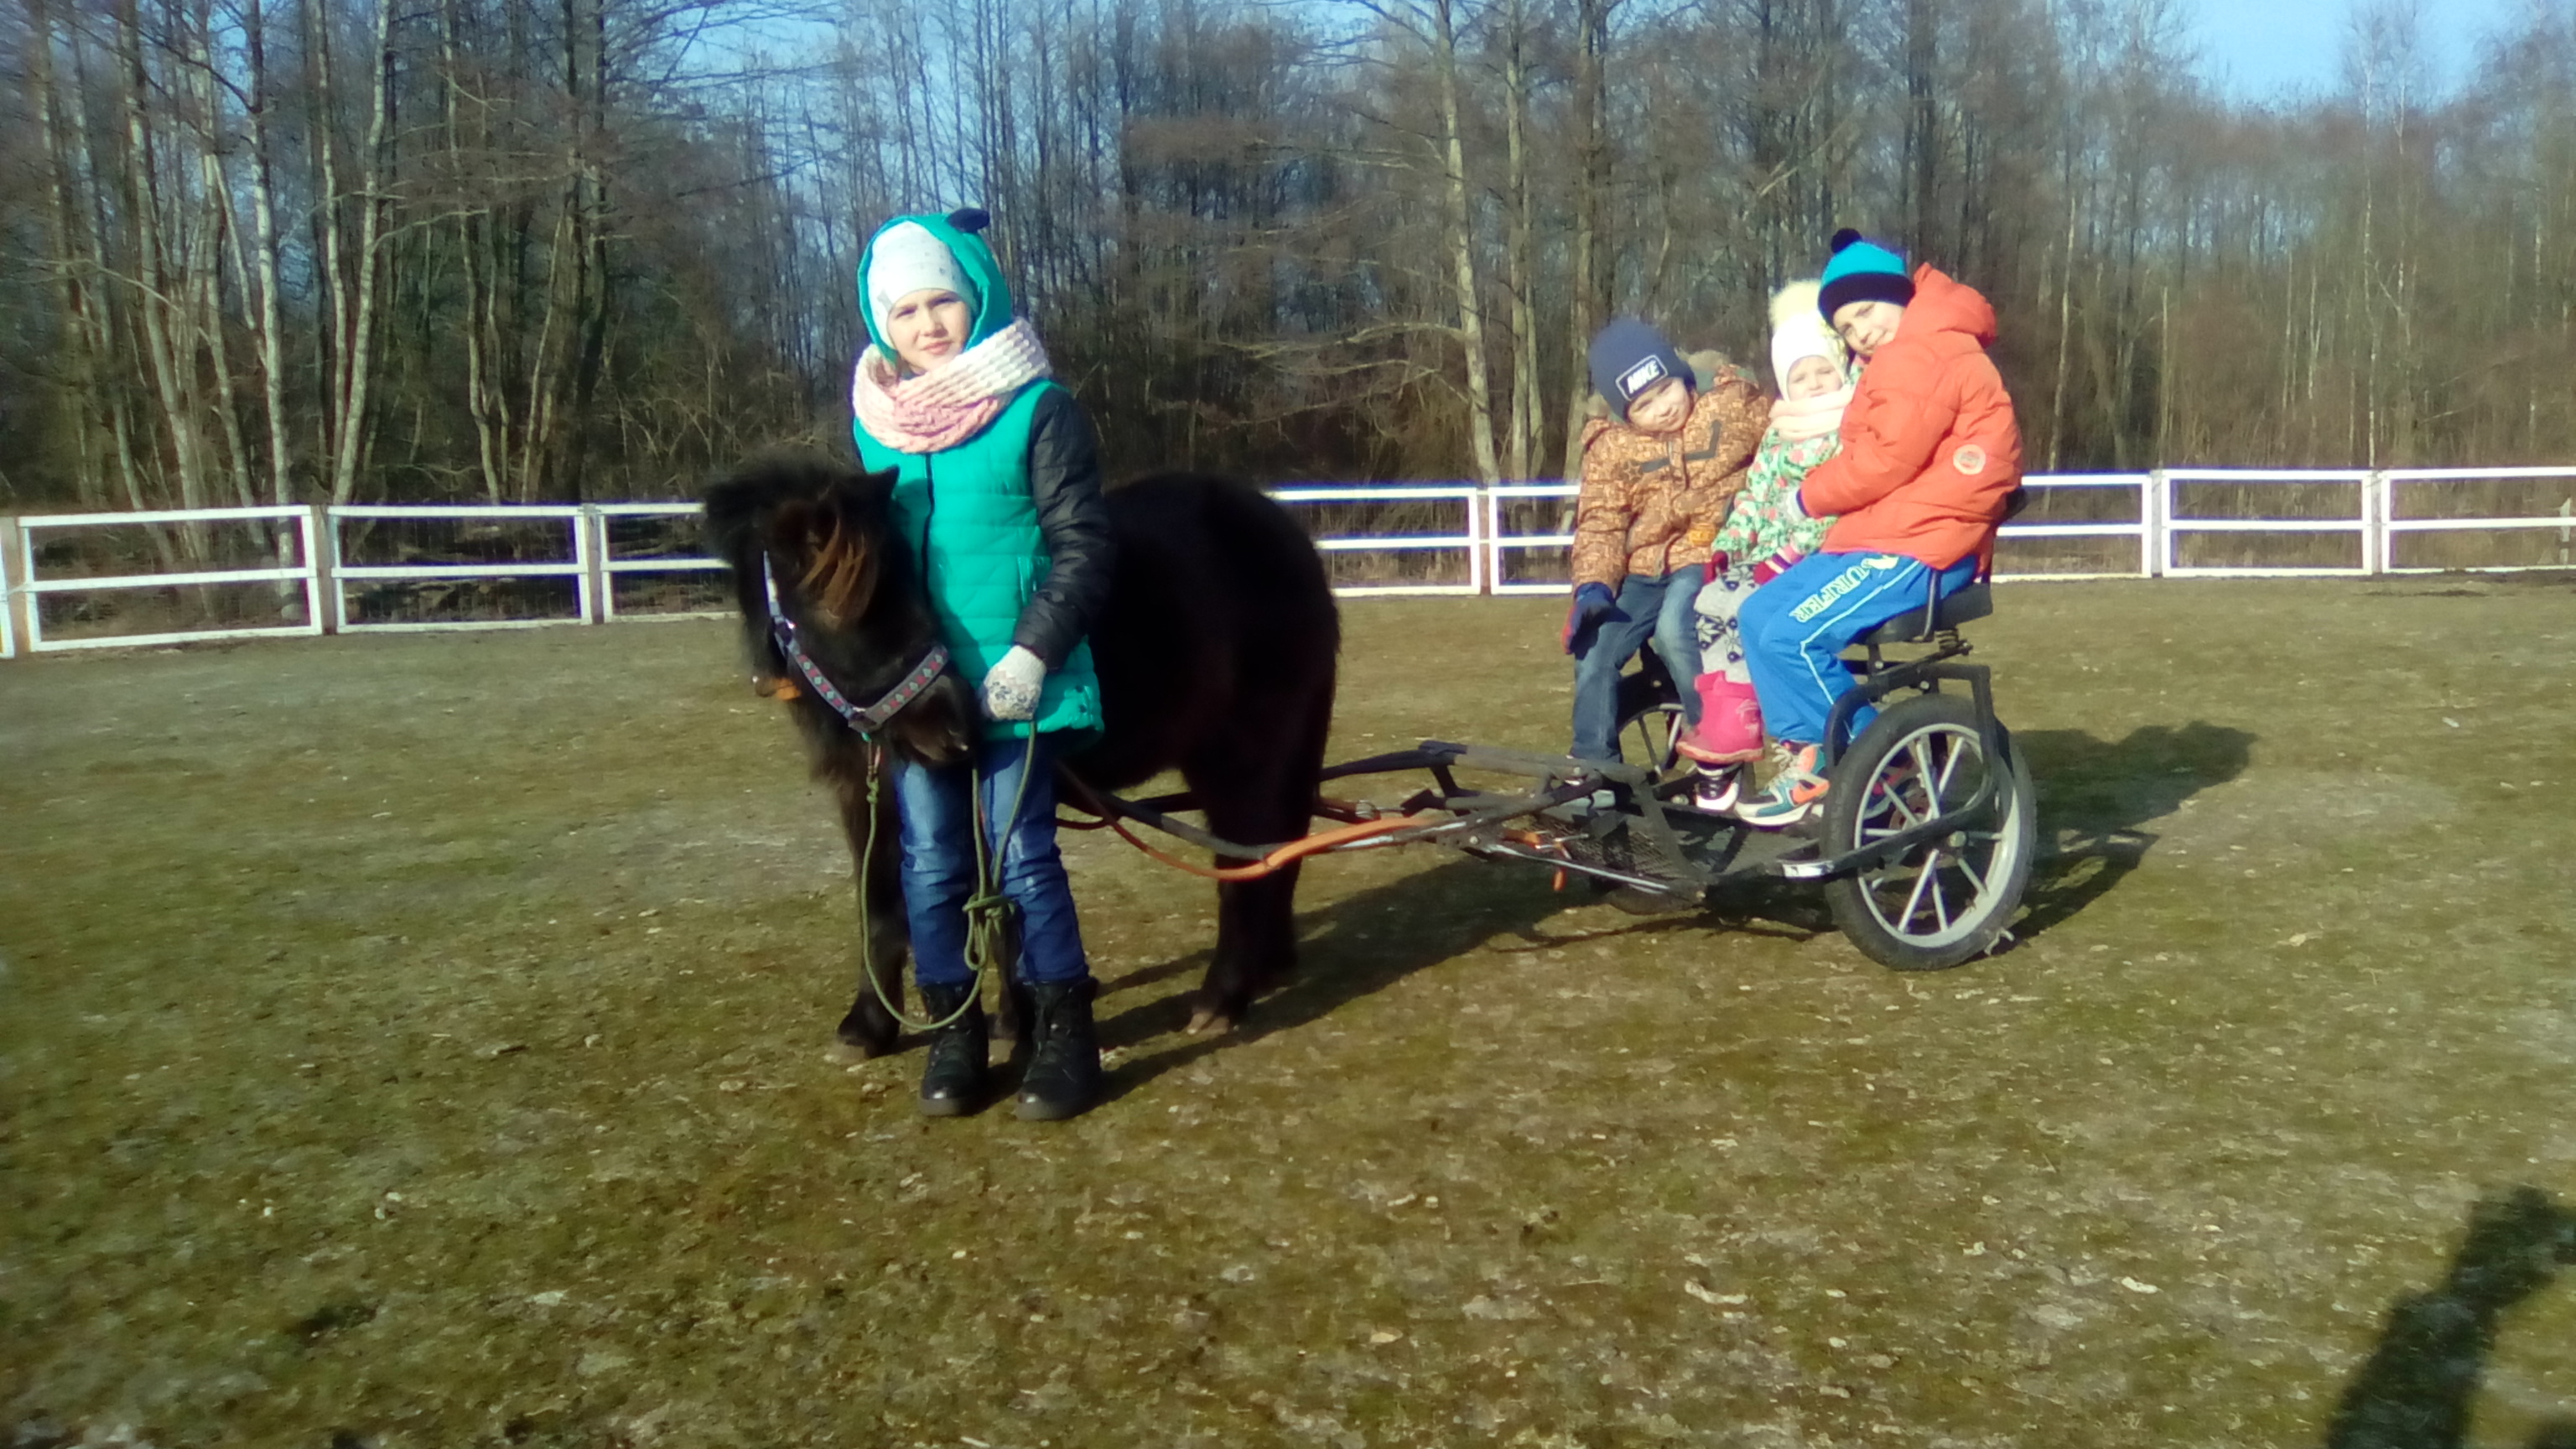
[1095,854,1697,1097]
[1093,721,2257,1087]
[1699,720,2258,945]
[2007,720,2256,942]
[2323,1185,2576,1449]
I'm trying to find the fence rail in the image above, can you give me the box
[3,469,2573,656]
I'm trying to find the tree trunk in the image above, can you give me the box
[1503,0,1538,482]
[244,0,296,507]
[332,0,397,504]
[1560,0,1609,486]
[117,0,212,546]
[25,0,107,507]
[1431,0,1503,487]
[1903,0,1936,258]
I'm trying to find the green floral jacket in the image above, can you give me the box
[1711,427,1839,565]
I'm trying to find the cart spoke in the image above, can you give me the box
[1885,788,1925,830]
[1954,850,1988,897]
[1883,742,1929,828]
[1894,858,1936,929]
[1930,870,1954,932]
[1933,732,1967,802]
[1885,737,1926,819]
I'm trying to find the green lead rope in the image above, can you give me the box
[854,730,1041,1033]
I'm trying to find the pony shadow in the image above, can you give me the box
[2323,1185,2576,1449]
[1685,721,2257,946]
[1093,855,1701,1097]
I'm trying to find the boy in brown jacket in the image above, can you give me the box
[1565,319,1766,761]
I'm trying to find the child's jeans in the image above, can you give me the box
[1570,567,1704,761]
[891,730,1090,988]
[1739,552,1980,746]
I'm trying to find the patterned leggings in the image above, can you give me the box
[1691,563,1759,684]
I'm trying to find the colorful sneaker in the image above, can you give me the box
[1861,753,1919,823]
[1732,743,1828,828]
[1689,765,1742,813]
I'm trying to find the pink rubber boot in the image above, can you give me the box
[1677,673,1764,764]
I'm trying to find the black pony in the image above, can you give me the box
[703,456,1340,1050]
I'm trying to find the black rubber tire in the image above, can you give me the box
[1819,691,2036,971]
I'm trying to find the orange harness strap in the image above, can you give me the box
[1088,812,1424,881]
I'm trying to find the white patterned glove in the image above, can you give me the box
[979,645,1046,722]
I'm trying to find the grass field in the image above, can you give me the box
[5,581,2574,1449]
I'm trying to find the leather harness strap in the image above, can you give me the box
[761,553,948,739]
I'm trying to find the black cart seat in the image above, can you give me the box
[1858,580,1992,646]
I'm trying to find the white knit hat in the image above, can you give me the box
[1768,279,1846,392]
[865,221,974,345]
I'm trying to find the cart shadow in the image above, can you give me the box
[1096,722,2255,1088]
[2322,1184,2576,1449]
[2009,720,2255,942]
[1690,721,2257,946]
[1094,855,1700,1097]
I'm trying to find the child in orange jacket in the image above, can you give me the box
[1732,231,2022,828]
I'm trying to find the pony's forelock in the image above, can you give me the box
[769,491,876,628]
[807,514,874,625]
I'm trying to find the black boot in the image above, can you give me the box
[1015,978,1103,1122]
[915,980,988,1117]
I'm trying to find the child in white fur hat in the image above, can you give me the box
[1677,280,1853,812]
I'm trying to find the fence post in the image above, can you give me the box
[310,504,345,633]
[578,505,608,623]
[1470,486,1488,595]
[2144,470,2168,577]
[0,516,23,659]
[1486,488,1506,594]
[2364,470,2388,574]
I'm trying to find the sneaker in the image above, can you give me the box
[1733,744,1828,828]
[1689,766,1741,813]
[1861,753,1919,823]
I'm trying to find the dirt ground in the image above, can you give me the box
[5,581,2574,1449]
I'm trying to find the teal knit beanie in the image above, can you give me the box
[1818,229,1914,321]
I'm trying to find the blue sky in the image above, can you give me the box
[2184,0,2531,99]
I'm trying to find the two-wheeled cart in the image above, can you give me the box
[1062,572,2034,970]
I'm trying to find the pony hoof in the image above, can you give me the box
[1183,1005,1237,1036]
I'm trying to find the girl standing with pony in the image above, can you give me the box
[849,209,1113,1122]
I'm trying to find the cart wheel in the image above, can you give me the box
[1819,692,2035,970]
[1614,671,1688,781]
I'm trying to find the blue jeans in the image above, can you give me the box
[891,732,1089,988]
[1570,568,1705,761]
[1739,552,1979,747]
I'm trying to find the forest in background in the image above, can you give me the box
[0,0,2568,514]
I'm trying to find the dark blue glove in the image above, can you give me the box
[1561,582,1624,656]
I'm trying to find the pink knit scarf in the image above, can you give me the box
[1768,383,1855,442]
[850,319,1052,454]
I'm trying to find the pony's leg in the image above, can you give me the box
[1186,689,1331,1034]
[1192,862,1304,1036]
[834,771,907,1058]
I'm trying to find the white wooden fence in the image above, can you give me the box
[4,469,2573,657]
